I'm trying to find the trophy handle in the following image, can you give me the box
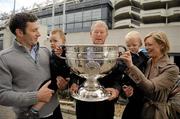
[118,45,127,57]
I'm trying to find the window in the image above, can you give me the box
[101,7,107,19]
[46,17,52,26]
[75,12,82,22]
[54,16,60,25]
[59,15,63,24]
[83,21,91,28]
[59,24,63,29]
[67,13,74,23]
[92,9,101,20]
[83,10,91,21]
[41,18,47,25]
[54,24,59,29]
[67,23,74,30]
[74,22,82,29]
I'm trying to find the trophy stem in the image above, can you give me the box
[83,77,99,91]
[72,76,110,102]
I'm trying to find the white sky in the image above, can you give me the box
[0,0,51,14]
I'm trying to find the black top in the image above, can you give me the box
[119,51,149,119]
[49,46,70,91]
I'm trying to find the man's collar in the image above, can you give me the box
[31,43,39,53]
[14,39,39,53]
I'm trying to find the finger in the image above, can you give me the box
[72,87,78,93]
[73,89,78,93]
[105,88,112,92]
[122,85,128,91]
[56,79,60,84]
[57,79,63,84]
[70,88,75,94]
[60,79,68,83]
[56,76,63,80]
[122,85,128,88]
[49,89,55,94]
[42,80,51,88]
[69,89,73,93]
[108,94,115,101]
[55,46,60,50]
[58,83,67,89]
[58,80,68,87]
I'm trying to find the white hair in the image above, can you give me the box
[125,31,142,46]
[91,20,108,32]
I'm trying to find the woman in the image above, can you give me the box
[120,31,179,119]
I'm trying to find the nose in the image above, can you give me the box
[50,42,55,45]
[37,31,41,37]
[145,45,149,49]
[97,32,101,36]
[129,46,133,49]
[51,43,56,49]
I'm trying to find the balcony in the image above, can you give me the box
[114,6,140,20]
[141,0,171,10]
[114,19,140,29]
[141,9,167,23]
[114,0,131,9]
[168,22,180,26]
[140,22,166,28]
[114,0,141,9]
[168,7,180,22]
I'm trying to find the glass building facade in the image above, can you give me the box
[31,0,113,34]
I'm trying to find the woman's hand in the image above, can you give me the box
[120,51,133,68]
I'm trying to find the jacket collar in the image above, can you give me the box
[148,55,171,68]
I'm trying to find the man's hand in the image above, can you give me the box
[70,83,79,94]
[105,88,119,101]
[56,76,69,90]
[37,81,54,103]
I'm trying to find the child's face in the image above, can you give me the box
[50,33,65,50]
[126,38,141,54]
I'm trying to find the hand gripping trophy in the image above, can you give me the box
[62,44,126,102]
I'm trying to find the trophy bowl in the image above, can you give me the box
[64,44,126,102]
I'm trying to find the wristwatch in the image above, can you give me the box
[28,108,39,119]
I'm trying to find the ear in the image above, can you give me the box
[161,46,164,50]
[15,29,24,37]
[160,43,164,48]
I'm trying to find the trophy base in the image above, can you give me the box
[72,87,110,102]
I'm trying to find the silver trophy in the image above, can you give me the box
[63,44,126,102]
